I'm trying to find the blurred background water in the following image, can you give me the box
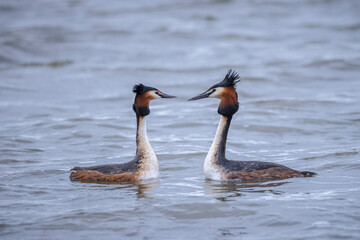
[1,0,360,239]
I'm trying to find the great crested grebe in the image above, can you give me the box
[70,84,176,183]
[189,70,316,181]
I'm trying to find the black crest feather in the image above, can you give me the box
[132,84,158,95]
[223,69,240,85]
[210,69,241,89]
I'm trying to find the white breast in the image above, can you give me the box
[204,150,223,180]
[203,116,228,180]
[139,149,159,179]
[136,116,160,180]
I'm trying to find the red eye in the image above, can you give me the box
[155,91,160,94]
[213,89,216,92]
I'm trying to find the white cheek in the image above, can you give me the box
[150,92,161,99]
[210,88,224,98]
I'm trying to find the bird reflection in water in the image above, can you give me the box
[112,180,160,198]
[133,180,160,198]
[78,179,160,198]
[203,179,289,201]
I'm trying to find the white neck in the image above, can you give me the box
[204,116,229,180]
[136,116,159,179]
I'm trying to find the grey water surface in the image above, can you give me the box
[1,0,360,239]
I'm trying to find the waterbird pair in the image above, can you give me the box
[70,70,315,183]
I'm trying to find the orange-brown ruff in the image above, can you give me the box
[70,84,175,183]
[189,70,316,182]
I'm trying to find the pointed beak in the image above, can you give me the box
[188,91,211,101]
[158,92,177,98]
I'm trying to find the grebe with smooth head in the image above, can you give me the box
[189,70,316,181]
[70,84,176,183]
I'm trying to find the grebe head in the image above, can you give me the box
[188,70,240,117]
[133,84,176,116]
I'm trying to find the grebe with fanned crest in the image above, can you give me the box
[189,70,316,181]
[70,84,176,183]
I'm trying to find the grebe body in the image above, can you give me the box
[189,70,315,181]
[70,84,175,183]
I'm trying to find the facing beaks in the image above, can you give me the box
[158,92,177,98]
[188,91,211,101]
